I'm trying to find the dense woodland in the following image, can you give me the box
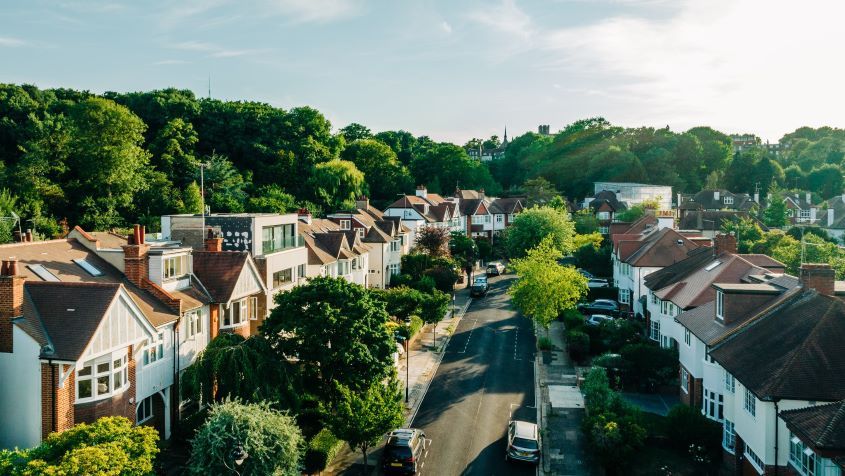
[1,83,845,240]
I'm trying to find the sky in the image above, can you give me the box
[1,0,844,144]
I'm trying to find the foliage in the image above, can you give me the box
[560,308,585,331]
[574,242,613,277]
[763,190,788,227]
[619,343,678,392]
[505,206,577,258]
[414,225,451,256]
[341,138,412,205]
[566,330,590,361]
[449,232,477,272]
[339,123,372,143]
[615,205,645,223]
[181,333,299,409]
[664,405,723,468]
[423,265,460,293]
[720,217,764,253]
[202,153,249,213]
[247,184,298,214]
[409,143,499,195]
[597,319,644,353]
[0,416,158,476]
[262,277,394,397]
[520,177,559,207]
[573,231,603,250]
[574,209,600,234]
[510,236,588,329]
[397,315,424,340]
[303,428,344,474]
[325,379,405,474]
[419,290,450,326]
[309,159,366,212]
[475,237,493,261]
[786,225,836,243]
[188,400,303,476]
[537,336,552,350]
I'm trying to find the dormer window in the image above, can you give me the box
[163,255,186,280]
[356,228,365,239]
[724,196,734,205]
[340,219,351,230]
[716,290,724,321]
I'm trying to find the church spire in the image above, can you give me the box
[503,126,508,145]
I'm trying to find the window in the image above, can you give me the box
[619,289,631,304]
[597,211,611,220]
[143,333,165,365]
[186,310,202,338]
[744,388,756,417]
[76,350,129,402]
[789,433,818,476]
[262,224,297,254]
[272,268,293,288]
[652,293,658,305]
[136,395,153,424]
[249,296,258,320]
[390,240,401,252]
[716,291,724,321]
[340,219,351,230]
[799,209,811,219]
[356,228,365,239]
[598,226,609,234]
[472,215,485,225]
[705,353,715,364]
[484,214,491,223]
[28,264,59,282]
[73,258,103,277]
[649,320,660,341]
[723,420,736,453]
[680,368,689,393]
[684,329,691,346]
[724,196,734,205]
[222,298,247,327]
[388,263,401,276]
[725,372,736,393]
[702,388,724,421]
[163,255,185,279]
[508,214,515,222]
[745,445,765,474]
[338,260,351,275]
[297,264,306,280]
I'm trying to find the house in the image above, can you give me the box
[466,129,508,162]
[730,134,761,152]
[611,218,702,317]
[297,218,371,287]
[384,187,464,242]
[820,194,845,240]
[678,210,768,239]
[488,197,525,234]
[160,213,308,317]
[588,190,627,235]
[590,182,673,211]
[0,225,217,449]
[780,401,845,476]
[784,192,820,225]
[677,190,758,218]
[672,263,845,475]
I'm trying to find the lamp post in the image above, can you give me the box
[222,442,248,476]
[404,316,411,403]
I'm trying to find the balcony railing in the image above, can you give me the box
[262,234,304,254]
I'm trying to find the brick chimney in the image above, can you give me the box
[0,259,26,353]
[800,263,835,296]
[204,228,223,252]
[297,208,312,225]
[122,225,150,287]
[355,195,369,211]
[714,233,737,255]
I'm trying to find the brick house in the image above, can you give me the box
[384,187,464,242]
[297,218,371,287]
[588,190,627,235]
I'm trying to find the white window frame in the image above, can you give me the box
[143,332,165,366]
[340,219,351,230]
[597,211,611,220]
[716,290,724,321]
[744,387,757,418]
[495,214,504,223]
[745,444,765,474]
[390,240,401,252]
[598,226,609,234]
[76,349,130,403]
[249,296,258,320]
[680,368,689,393]
[619,289,631,304]
[136,395,154,424]
[725,371,736,393]
[724,196,734,205]
[356,228,365,238]
[388,263,401,276]
[723,420,736,454]
[702,388,724,421]
[649,320,660,341]
[472,215,485,225]
[186,310,202,339]
[221,298,248,328]
[684,329,691,346]
[272,268,294,288]
[789,433,818,476]
[163,255,186,280]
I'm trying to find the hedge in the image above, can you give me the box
[566,330,590,361]
[303,428,344,474]
[397,315,424,340]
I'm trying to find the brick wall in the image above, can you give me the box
[800,263,835,296]
[0,275,25,353]
[222,323,250,339]
[122,244,150,288]
[209,305,219,340]
[41,363,75,440]
[140,392,166,438]
[141,278,181,313]
[249,292,268,336]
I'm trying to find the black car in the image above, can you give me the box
[470,276,489,297]
[577,299,620,316]
[382,428,427,474]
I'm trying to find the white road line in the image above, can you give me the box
[457,319,478,354]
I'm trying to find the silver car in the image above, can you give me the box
[506,420,540,464]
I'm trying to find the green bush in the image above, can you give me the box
[598,319,644,352]
[619,343,678,392]
[560,309,584,331]
[665,405,723,458]
[537,336,552,350]
[303,428,345,474]
[566,330,590,361]
[398,315,424,340]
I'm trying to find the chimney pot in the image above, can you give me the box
[0,261,7,276]
[800,263,835,296]
[7,259,18,276]
[25,230,32,242]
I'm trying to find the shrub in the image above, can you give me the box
[566,330,590,361]
[560,309,584,331]
[303,428,345,474]
[397,315,424,340]
[598,319,643,352]
[619,343,678,392]
[664,405,723,456]
[585,412,647,471]
[537,336,552,350]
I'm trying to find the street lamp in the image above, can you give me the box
[222,442,248,475]
[404,316,411,403]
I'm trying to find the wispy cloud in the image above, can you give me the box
[170,40,268,59]
[0,37,27,47]
[440,21,452,34]
[468,0,533,40]
[153,59,189,65]
[264,0,361,24]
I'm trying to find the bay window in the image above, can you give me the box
[222,298,248,327]
[702,388,724,421]
[163,255,186,280]
[789,433,818,476]
[76,350,130,402]
[723,420,736,453]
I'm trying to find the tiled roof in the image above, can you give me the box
[678,210,768,232]
[654,253,769,309]
[191,251,250,303]
[781,401,845,452]
[489,198,524,215]
[459,198,484,216]
[87,231,129,249]
[644,247,714,291]
[21,281,120,361]
[679,190,755,211]
[738,254,785,270]
[589,190,627,212]
[621,228,701,267]
[710,291,845,401]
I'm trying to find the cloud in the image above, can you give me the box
[441,21,452,34]
[265,0,360,24]
[171,40,266,58]
[0,37,27,47]
[468,0,533,40]
[154,59,189,65]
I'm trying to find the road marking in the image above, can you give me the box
[457,319,478,354]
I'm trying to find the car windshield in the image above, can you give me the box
[385,445,413,460]
[512,437,538,450]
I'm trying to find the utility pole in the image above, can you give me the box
[208,74,211,99]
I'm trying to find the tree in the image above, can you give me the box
[247,184,297,214]
[510,236,588,331]
[521,177,558,207]
[0,189,19,244]
[449,232,478,276]
[181,333,299,409]
[720,217,764,253]
[414,225,451,257]
[806,164,845,199]
[574,209,599,234]
[188,400,303,476]
[763,192,788,227]
[262,277,394,397]
[326,379,404,474]
[614,205,645,223]
[309,159,366,212]
[339,122,373,143]
[148,117,199,188]
[203,153,249,213]
[341,139,413,205]
[0,416,158,475]
[505,206,577,258]
[181,181,204,214]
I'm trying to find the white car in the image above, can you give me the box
[585,314,614,327]
[587,278,610,288]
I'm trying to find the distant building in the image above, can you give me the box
[467,128,508,162]
[730,134,761,152]
[589,182,673,211]
[537,124,551,136]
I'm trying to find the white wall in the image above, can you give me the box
[178,306,210,372]
[368,244,386,289]
[679,333,704,379]
[135,323,175,403]
[0,327,42,449]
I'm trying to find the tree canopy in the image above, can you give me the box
[505,206,577,258]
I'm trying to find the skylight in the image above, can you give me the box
[704,260,722,272]
[28,264,59,282]
[73,258,103,277]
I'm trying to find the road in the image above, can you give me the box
[410,275,537,476]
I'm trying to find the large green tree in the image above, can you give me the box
[341,139,413,205]
[309,159,366,212]
[505,206,577,258]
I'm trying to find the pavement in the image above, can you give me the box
[537,320,596,476]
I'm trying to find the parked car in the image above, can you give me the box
[382,428,427,474]
[577,268,596,279]
[486,262,506,276]
[577,299,620,316]
[587,278,610,289]
[585,314,614,327]
[506,420,540,464]
[470,275,489,297]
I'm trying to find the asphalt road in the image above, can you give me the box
[410,275,537,476]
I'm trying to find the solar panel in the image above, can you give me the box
[28,264,59,282]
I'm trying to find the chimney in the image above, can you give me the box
[204,228,223,252]
[806,192,812,204]
[297,208,312,225]
[754,192,759,204]
[714,191,720,201]
[479,188,485,199]
[121,225,150,287]
[0,259,26,353]
[800,263,835,296]
[828,208,835,227]
[355,195,369,211]
[714,233,737,255]
[415,186,427,198]
[25,229,33,242]
[12,231,22,243]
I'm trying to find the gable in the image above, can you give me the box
[230,260,266,301]
[82,288,157,361]
[476,201,489,215]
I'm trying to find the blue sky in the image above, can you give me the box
[2,0,844,143]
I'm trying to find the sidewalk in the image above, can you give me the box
[325,285,474,475]
[536,320,595,476]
